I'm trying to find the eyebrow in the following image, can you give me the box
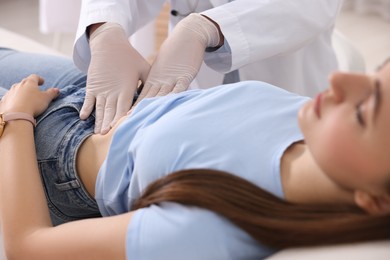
[373,79,382,123]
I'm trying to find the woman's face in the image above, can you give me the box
[299,60,390,193]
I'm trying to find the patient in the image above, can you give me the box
[0,48,389,259]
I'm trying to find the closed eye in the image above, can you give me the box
[356,102,365,127]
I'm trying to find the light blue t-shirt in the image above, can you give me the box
[96,81,310,259]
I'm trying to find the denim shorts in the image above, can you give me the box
[35,86,102,225]
[0,48,101,225]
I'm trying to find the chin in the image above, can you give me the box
[297,101,312,133]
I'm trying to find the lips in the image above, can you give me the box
[314,93,322,118]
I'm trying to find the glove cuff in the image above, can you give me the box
[89,23,126,42]
[179,13,221,49]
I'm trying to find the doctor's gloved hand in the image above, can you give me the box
[82,23,150,134]
[133,14,222,106]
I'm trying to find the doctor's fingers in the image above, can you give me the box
[93,96,108,134]
[110,93,133,128]
[132,83,159,107]
[171,79,190,94]
[145,79,190,97]
[136,83,179,104]
[100,96,118,135]
[79,93,96,120]
[134,80,190,107]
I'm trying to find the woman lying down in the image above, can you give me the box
[0,48,389,259]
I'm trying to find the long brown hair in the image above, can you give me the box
[132,169,390,249]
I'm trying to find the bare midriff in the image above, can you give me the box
[76,115,129,197]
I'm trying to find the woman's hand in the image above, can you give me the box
[0,74,59,117]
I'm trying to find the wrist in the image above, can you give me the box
[89,23,127,42]
[178,14,222,50]
[200,15,224,48]
[89,23,130,51]
[0,112,36,137]
[87,23,105,39]
[1,112,36,126]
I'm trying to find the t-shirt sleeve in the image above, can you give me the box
[126,202,274,259]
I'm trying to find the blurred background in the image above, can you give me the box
[0,0,388,259]
[0,0,389,72]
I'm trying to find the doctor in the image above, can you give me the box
[74,0,344,134]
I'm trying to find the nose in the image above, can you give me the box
[329,72,372,103]
[329,72,345,102]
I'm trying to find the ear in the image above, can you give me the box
[354,190,390,215]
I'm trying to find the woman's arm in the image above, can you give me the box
[0,75,133,259]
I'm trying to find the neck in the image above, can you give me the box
[280,142,355,205]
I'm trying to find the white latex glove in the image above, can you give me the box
[134,14,221,106]
[82,23,150,134]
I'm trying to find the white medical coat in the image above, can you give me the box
[74,0,343,97]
